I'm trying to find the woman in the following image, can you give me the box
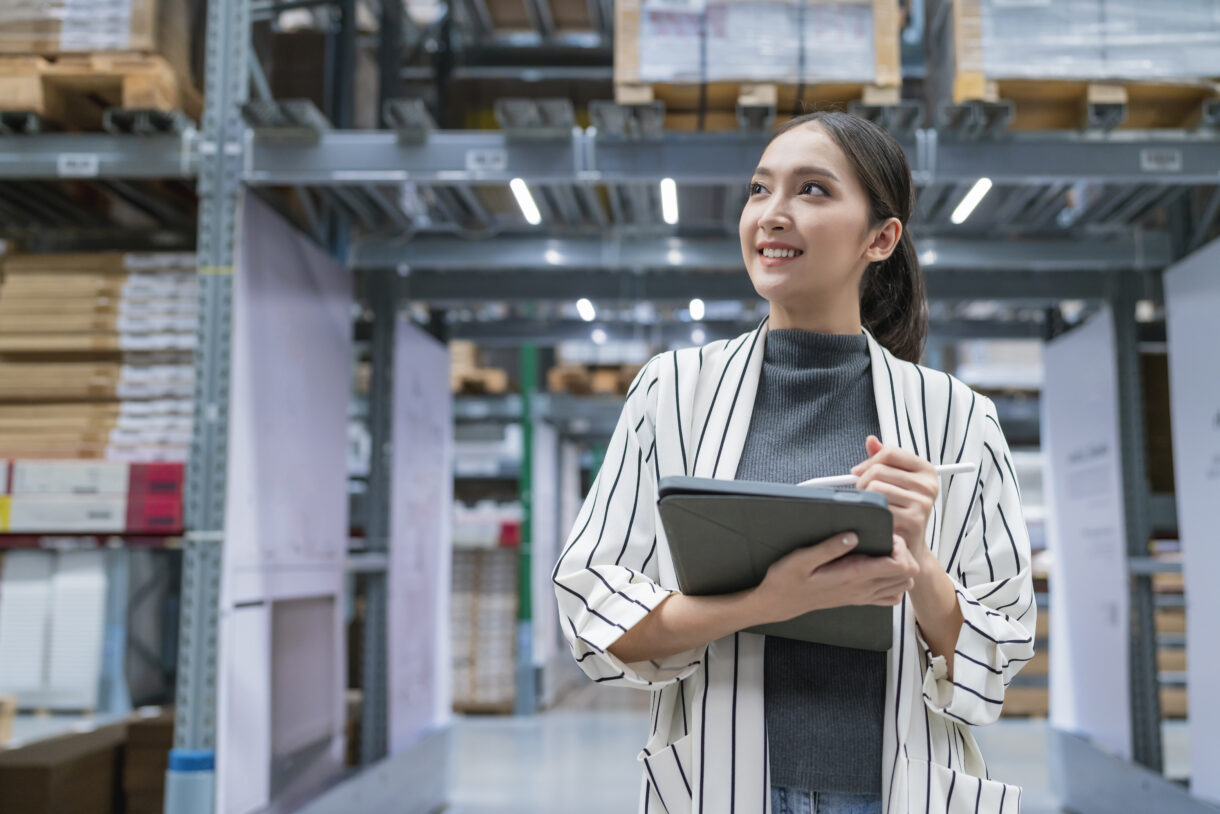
[552,111,1035,814]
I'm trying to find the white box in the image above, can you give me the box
[10,460,130,496]
[7,495,127,533]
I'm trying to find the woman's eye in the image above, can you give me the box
[801,182,827,196]
[749,182,766,195]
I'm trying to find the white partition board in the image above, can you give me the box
[1043,306,1132,759]
[388,316,453,751]
[1164,237,1220,804]
[216,194,351,814]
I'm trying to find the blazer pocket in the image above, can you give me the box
[638,733,694,814]
[907,757,1022,814]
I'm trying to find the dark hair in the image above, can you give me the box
[766,111,928,364]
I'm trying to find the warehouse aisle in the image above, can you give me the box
[444,682,1174,814]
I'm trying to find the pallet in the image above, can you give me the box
[613,0,901,132]
[0,53,202,131]
[481,0,602,36]
[547,363,642,396]
[952,77,1220,132]
[0,695,14,746]
[929,0,1220,131]
[452,700,515,715]
[451,366,510,396]
[614,80,903,132]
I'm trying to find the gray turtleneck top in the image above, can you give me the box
[734,328,886,795]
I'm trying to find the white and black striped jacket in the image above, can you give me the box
[552,318,1036,814]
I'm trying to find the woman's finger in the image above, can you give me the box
[855,463,936,497]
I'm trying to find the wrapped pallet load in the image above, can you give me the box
[615,0,901,130]
[926,0,1220,130]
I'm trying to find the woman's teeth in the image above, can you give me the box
[761,248,801,258]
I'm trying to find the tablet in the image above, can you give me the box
[657,476,895,651]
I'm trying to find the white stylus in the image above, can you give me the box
[799,461,977,489]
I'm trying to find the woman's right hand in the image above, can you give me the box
[750,531,920,625]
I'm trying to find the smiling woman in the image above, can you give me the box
[741,112,928,364]
[553,111,1035,814]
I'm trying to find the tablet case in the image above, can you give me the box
[657,476,895,651]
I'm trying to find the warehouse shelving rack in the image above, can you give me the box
[1,0,1219,809]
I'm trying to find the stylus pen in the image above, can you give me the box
[799,461,978,489]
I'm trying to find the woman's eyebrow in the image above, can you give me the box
[752,165,841,183]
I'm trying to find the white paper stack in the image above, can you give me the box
[635,0,876,84]
[980,0,1220,81]
[0,252,198,462]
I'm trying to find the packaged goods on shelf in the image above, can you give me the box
[0,718,127,814]
[927,0,1220,130]
[123,706,173,814]
[0,253,196,463]
[0,0,203,128]
[0,549,107,711]
[453,500,524,548]
[451,548,518,713]
[614,0,901,129]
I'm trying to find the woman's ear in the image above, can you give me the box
[864,218,902,264]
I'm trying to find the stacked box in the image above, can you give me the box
[0,719,126,814]
[976,0,1220,81]
[616,0,900,94]
[0,460,184,533]
[0,549,107,711]
[122,706,173,814]
[0,0,200,87]
[451,548,518,712]
[0,252,196,463]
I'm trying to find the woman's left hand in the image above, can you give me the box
[850,435,938,557]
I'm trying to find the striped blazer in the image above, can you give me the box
[552,318,1036,814]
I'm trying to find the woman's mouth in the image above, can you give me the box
[757,247,804,266]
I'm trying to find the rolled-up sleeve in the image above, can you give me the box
[920,395,1037,726]
[552,356,704,689]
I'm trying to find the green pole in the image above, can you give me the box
[515,343,538,714]
[518,344,536,624]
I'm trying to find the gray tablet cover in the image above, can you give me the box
[657,476,894,651]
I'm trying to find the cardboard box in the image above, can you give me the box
[10,461,130,496]
[125,493,183,533]
[0,720,127,814]
[123,707,173,814]
[0,0,200,89]
[4,495,127,532]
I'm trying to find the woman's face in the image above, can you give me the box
[739,122,894,315]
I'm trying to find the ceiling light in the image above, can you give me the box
[660,178,679,225]
[576,298,596,322]
[689,298,705,321]
[950,178,992,225]
[591,328,607,345]
[510,178,542,225]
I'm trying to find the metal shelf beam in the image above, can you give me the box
[0,134,197,179]
[243,129,1220,186]
[403,267,1163,304]
[355,233,1172,272]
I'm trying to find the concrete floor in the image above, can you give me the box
[447,683,1193,814]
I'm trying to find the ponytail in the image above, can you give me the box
[859,230,928,364]
[768,111,929,363]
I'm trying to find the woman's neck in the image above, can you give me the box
[767,301,863,335]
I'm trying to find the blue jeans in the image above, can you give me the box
[770,786,883,814]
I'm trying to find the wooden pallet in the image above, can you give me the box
[954,77,1219,132]
[547,363,642,396]
[451,366,510,395]
[931,0,1220,131]
[0,53,202,130]
[0,695,14,746]
[614,80,902,132]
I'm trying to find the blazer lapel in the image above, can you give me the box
[863,326,908,452]
[691,318,768,480]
